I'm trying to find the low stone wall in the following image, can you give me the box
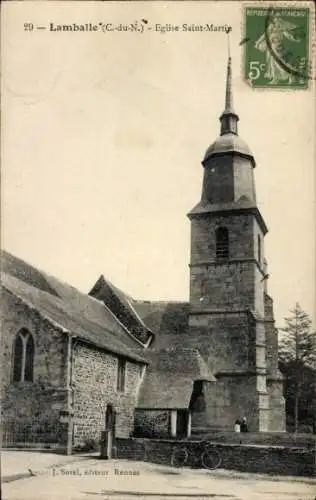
[190,430,315,448]
[114,437,315,477]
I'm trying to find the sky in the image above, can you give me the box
[2,1,315,328]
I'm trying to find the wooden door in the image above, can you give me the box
[105,404,114,458]
[176,410,188,437]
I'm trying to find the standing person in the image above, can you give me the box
[240,417,248,432]
[234,419,241,432]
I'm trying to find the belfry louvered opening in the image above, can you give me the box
[216,227,229,260]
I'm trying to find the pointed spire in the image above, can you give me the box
[220,37,239,136]
[224,57,234,113]
[224,34,234,113]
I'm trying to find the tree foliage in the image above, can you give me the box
[279,359,315,430]
[278,303,316,433]
[279,303,316,369]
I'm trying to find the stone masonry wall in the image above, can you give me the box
[72,342,143,446]
[190,261,256,310]
[203,375,268,431]
[190,213,266,314]
[267,378,286,432]
[190,213,254,264]
[1,290,69,444]
[190,213,259,312]
[134,410,170,438]
[115,438,315,477]
[264,293,286,431]
[188,312,251,373]
[264,293,279,375]
[181,310,268,431]
[188,207,275,431]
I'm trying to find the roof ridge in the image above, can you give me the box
[91,274,134,301]
[1,249,61,298]
[2,249,89,299]
[89,274,154,338]
[2,272,146,352]
[133,299,189,304]
[147,346,200,352]
[3,273,148,363]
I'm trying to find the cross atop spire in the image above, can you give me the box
[220,39,239,136]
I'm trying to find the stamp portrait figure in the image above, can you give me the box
[254,14,301,85]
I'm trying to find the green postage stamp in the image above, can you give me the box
[244,5,311,89]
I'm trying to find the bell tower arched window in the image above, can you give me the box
[13,329,34,382]
[216,227,229,259]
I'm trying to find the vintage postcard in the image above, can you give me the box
[1,1,315,499]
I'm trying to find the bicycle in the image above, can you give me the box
[171,441,222,470]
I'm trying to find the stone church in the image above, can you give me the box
[1,56,285,453]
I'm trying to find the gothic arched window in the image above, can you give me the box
[117,358,126,392]
[13,329,34,382]
[216,227,229,259]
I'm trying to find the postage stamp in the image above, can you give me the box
[243,5,311,89]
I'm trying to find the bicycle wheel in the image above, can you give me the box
[201,449,222,470]
[171,447,188,467]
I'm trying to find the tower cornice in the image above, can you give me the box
[187,203,268,235]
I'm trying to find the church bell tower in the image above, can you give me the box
[187,53,285,432]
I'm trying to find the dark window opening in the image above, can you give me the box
[24,334,34,381]
[13,334,23,382]
[117,358,126,392]
[258,234,261,265]
[13,329,34,382]
[189,380,206,412]
[216,227,229,259]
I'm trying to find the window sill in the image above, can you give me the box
[11,380,34,385]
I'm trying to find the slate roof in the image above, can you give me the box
[1,250,60,297]
[89,275,154,345]
[137,348,216,409]
[1,251,147,363]
[203,132,255,166]
[131,300,190,337]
